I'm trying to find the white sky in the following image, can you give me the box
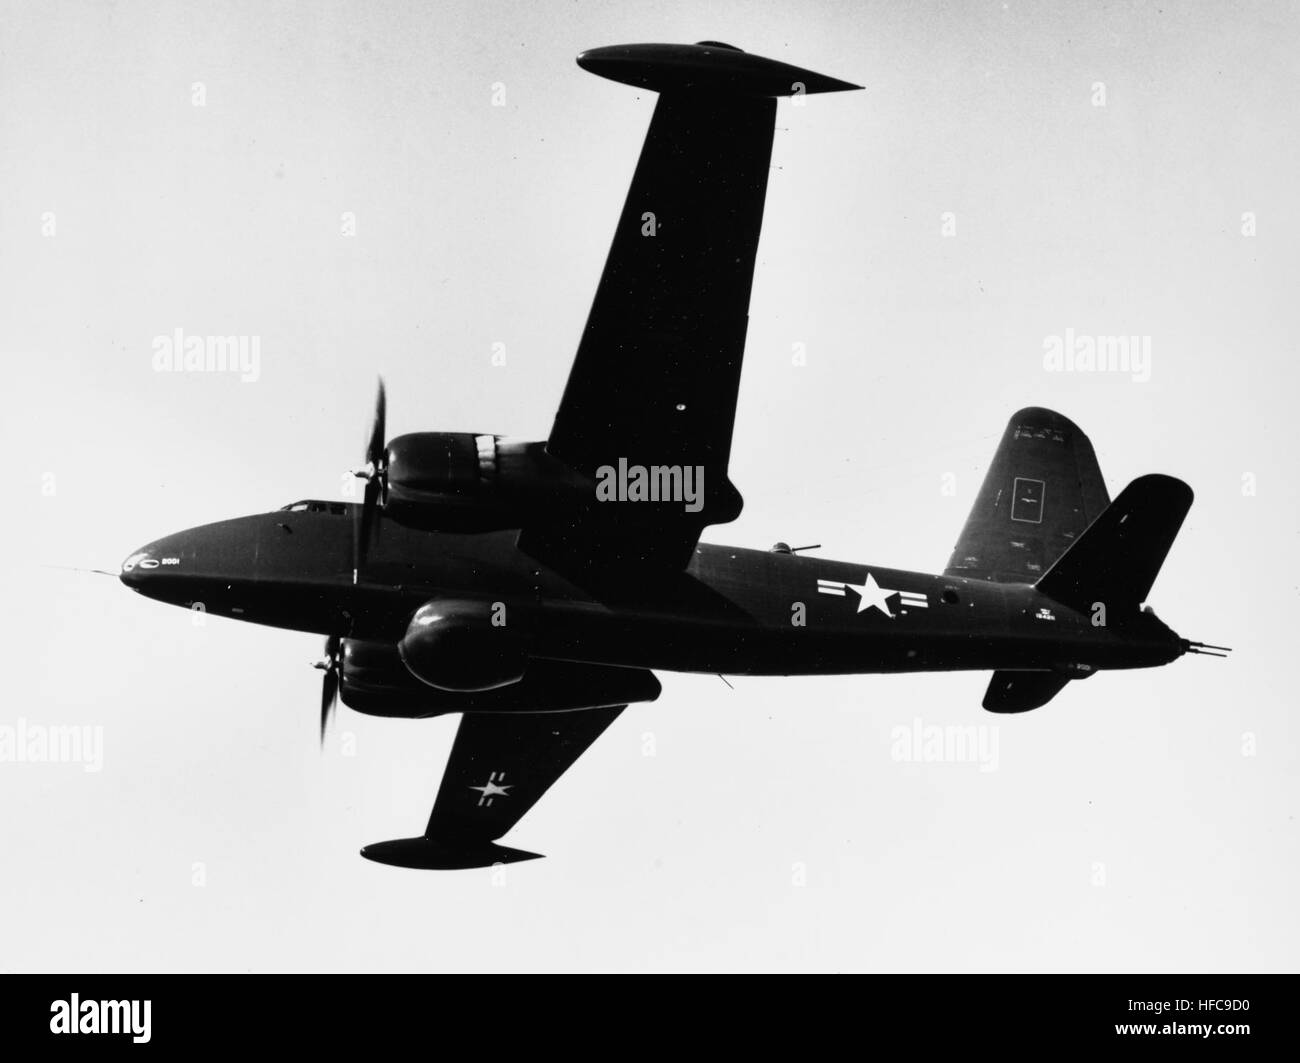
[1,0,1296,971]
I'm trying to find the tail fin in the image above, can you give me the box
[946,408,1110,584]
[1034,474,1193,612]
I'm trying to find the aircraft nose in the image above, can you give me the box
[119,548,158,588]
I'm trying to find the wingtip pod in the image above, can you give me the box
[577,42,863,96]
[360,836,544,870]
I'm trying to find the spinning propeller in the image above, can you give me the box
[313,634,341,745]
[351,378,387,583]
[316,380,387,747]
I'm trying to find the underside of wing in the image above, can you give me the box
[525,44,861,573]
[360,704,627,869]
[545,89,773,506]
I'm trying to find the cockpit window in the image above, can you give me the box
[279,500,348,515]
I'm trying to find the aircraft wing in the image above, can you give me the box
[526,43,861,571]
[360,706,625,869]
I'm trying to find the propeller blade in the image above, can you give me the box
[319,635,340,746]
[320,668,338,743]
[352,499,364,583]
[366,378,386,470]
[353,378,387,583]
[353,477,381,583]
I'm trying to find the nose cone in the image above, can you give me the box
[119,548,158,589]
[119,536,188,599]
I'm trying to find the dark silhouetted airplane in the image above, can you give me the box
[120,43,1227,868]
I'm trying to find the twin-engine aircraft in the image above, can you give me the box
[121,43,1227,869]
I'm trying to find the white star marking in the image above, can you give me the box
[846,572,898,617]
[818,575,928,617]
[469,771,512,807]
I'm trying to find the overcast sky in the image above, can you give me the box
[2,0,1296,971]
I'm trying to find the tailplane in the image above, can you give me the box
[957,414,1205,713]
[983,671,1071,713]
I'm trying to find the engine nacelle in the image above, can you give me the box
[381,434,597,532]
[340,638,662,719]
[383,432,504,528]
[381,433,743,538]
[399,598,526,692]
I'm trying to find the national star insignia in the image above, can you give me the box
[847,572,897,617]
[469,771,512,807]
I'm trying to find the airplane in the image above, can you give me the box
[119,42,1228,869]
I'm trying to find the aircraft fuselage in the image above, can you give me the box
[120,506,1182,681]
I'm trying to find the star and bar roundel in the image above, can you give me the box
[817,573,929,618]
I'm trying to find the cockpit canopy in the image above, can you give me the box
[279,499,349,515]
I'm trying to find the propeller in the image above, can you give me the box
[352,377,387,583]
[313,634,342,744]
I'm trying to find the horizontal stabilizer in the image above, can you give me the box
[983,671,1071,713]
[577,42,863,96]
[1034,474,1193,612]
